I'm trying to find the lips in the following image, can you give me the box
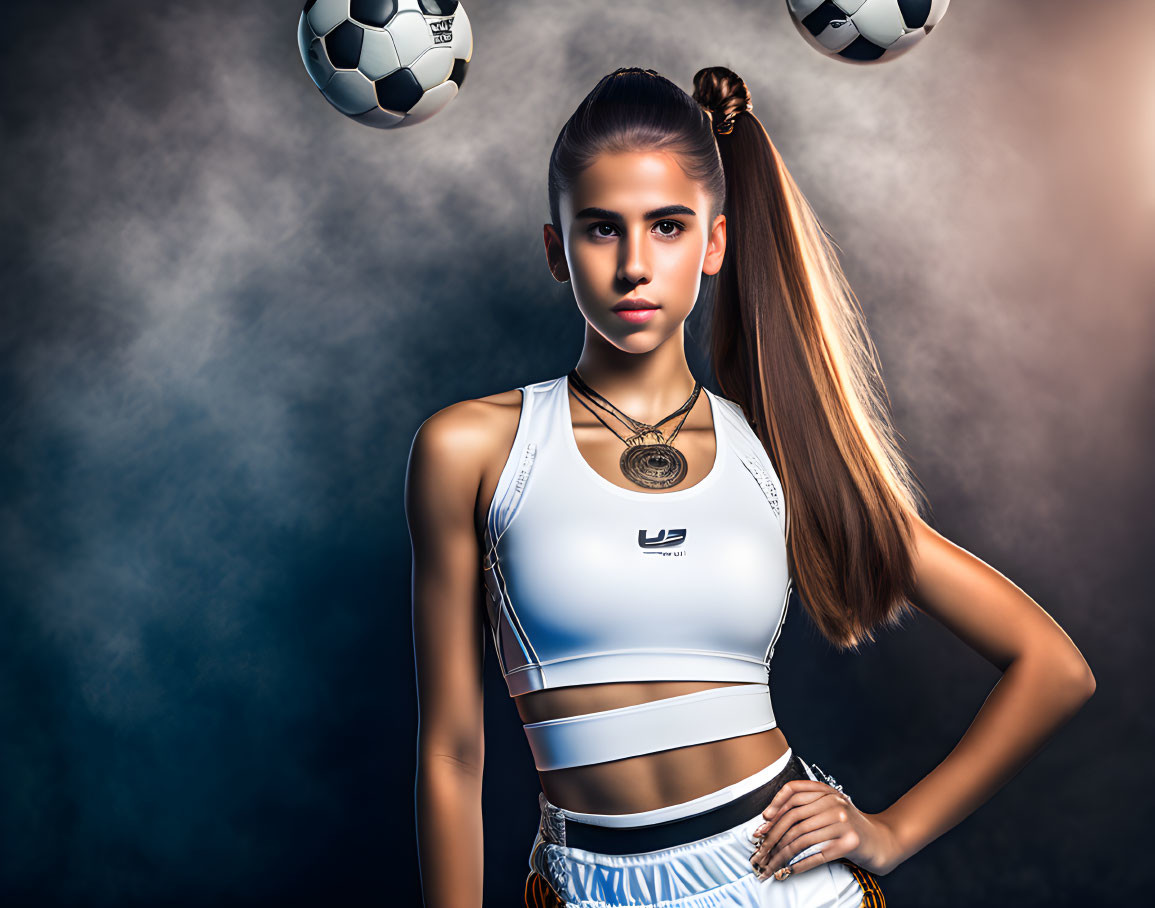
[613,307,658,324]
[612,298,659,311]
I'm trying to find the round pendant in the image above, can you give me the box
[620,443,688,490]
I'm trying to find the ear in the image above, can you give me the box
[543,223,570,283]
[702,213,727,277]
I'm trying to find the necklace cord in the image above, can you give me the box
[566,370,705,491]
[568,369,701,446]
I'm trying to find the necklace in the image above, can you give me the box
[567,368,703,490]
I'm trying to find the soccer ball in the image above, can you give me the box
[297,0,473,128]
[785,0,950,64]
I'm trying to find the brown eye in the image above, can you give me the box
[655,220,685,237]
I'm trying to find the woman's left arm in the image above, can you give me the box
[751,513,1096,880]
[869,514,1096,873]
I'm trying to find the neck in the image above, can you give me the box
[573,325,700,421]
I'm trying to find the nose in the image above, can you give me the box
[617,227,651,287]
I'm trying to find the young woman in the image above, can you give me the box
[407,66,1096,908]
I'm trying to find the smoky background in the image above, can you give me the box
[1,1,1151,905]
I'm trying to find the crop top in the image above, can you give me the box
[481,374,793,771]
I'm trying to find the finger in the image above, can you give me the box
[750,798,831,866]
[760,780,826,822]
[767,827,843,875]
[752,796,836,867]
[751,802,813,865]
[765,809,844,865]
[762,833,841,880]
[756,784,837,835]
[752,789,832,843]
[762,851,830,879]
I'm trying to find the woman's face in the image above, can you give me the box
[545,150,726,353]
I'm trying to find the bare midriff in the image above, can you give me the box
[513,679,790,815]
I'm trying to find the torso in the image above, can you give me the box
[471,385,789,814]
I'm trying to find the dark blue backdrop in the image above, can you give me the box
[2,1,1152,905]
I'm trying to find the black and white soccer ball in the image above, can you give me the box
[298,0,472,128]
[786,0,950,64]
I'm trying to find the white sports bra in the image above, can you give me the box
[481,375,792,771]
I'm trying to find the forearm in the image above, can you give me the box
[876,653,1094,873]
[416,756,484,908]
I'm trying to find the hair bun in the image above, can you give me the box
[692,67,753,135]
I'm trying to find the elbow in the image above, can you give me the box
[1054,654,1096,703]
[1076,664,1096,700]
[418,749,486,788]
[1017,649,1096,704]
[418,733,485,777]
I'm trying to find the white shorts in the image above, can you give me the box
[524,750,885,907]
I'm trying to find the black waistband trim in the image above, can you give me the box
[555,753,808,855]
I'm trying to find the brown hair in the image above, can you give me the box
[548,67,929,650]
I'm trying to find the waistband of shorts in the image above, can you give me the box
[554,747,794,827]
[538,751,810,855]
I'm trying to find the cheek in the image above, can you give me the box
[568,251,602,290]
[657,244,706,289]
[572,242,607,269]
[569,245,617,293]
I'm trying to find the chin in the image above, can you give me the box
[597,323,669,355]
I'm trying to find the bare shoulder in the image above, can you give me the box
[410,387,523,465]
[406,387,525,521]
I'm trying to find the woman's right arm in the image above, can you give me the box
[406,404,490,908]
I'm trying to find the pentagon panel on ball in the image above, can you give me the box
[785,0,950,64]
[297,0,474,129]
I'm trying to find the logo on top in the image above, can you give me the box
[638,529,687,555]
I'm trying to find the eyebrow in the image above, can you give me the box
[574,204,697,221]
